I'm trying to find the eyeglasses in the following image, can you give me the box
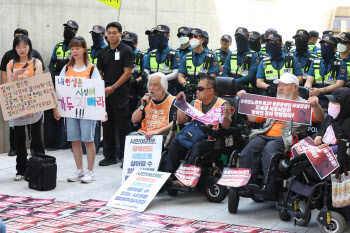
[190,35,200,40]
[196,86,211,92]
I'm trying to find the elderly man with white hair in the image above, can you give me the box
[131,72,177,139]
[236,73,325,200]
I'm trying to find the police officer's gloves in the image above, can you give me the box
[267,84,278,97]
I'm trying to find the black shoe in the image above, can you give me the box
[8,149,16,157]
[99,158,117,166]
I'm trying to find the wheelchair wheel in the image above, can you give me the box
[251,195,264,203]
[279,209,291,221]
[205,177,228,203]
[295,200,311,226]
[228,188,239,213]
[167,187,178,197]
[318,211,346,233]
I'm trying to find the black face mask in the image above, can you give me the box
[249,40,261,52]
[267,42,282,60]
[203,38,209,49]
[123,41,136,51]
[295,38,308,54]
[64,30,75,43]
[236,37,249,54]
[321,44,336,62]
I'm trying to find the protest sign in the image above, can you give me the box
[123,135,163,183]
[239,93,312,125]
[55,76,105,120]
[175,94,232,125]
[97,0,121,10]
[0,73,56,121]
[291,136,339,179]
[107,170,170,212]
[217,168,251,187]
[174,163,201,187]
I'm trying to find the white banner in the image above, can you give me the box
[122,135,163,183]
[55,76,105,120]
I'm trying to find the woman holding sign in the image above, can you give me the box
[6,35,45,181]
[53,36,102,183]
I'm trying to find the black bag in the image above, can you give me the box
[25,153,57,191]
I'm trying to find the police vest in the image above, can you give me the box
[149,49,176,74]
[88,48,98,65]
[185,51,215,84]
[132,51,145,78]
[313,58,342,86]
[229,50,256,87]
[288,51,317,80]
[346,60,350,80]
[139,95,176,133]
[263,55,294,82]
[214,49,229,66]
[54,42,71,72]
[261,44,267,54]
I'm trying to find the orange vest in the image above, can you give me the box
[65,64,94,79]
[139,95,176,133]
[8,59,39,79]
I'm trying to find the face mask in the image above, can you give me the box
[64,30,75,43]
[178,36,189,45]
[236,37,249,54]
[190,38,200,48]
[295,39,308,54]
[123,41,136,51]
[337,43,348,53]
[268,42,282,60]
[328,103,341,118]
[92,33,104,48]
[321,44,336,62]
[154,34,168,51]
[249,40,261,52]
[148,35,156,51]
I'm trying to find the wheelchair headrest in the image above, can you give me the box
[215,76,236,96]
[298,86,309,100]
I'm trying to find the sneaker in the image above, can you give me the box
[14,174,24,181]
[67,170,85,182]
[99,158,117,166]
[81,171,96,183]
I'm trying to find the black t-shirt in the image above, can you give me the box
[0,49,45,72]
[97,41,135,86]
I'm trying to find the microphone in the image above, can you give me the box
[140,93,152,111]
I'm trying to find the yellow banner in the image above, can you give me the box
[98,0,121,10]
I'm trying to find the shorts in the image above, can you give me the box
[66,118,96,142]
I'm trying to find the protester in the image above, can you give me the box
[53,36,102,183]
[6,35,45,181]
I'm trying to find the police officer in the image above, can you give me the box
[143,25,180,96]
[177,26,192,59]
[260,28,277,56]
[249,31,267,60]
[323,30,334,36]
[178,28,219,95]
[144,27,156,56]
[305,35,347,108]
[290,29,318,84]
[337,32,350,81]
[49,20,78,79]
[202,31,210,51]
[214,34,232,75]
[256,32,303,97]
[88,25,107,65]
[222,27,259,92]
[308,30,321,56]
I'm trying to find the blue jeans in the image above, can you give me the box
[66,118,96,142]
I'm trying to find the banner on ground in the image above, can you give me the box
[239,93,312,125]
[291,136,339,180]
[55,77,105,121]
[174,163,201,187]
[175,94,229,125]
[107,170,170,212]
[217,168,251,187]
[0,73,57,121]
[122,135,163,183]
[97,0,121,10]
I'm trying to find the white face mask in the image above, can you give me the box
[337,43,348,53]
[178,36,189,45]
[190,38,200,48]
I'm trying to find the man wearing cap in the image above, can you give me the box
[178,28,219,89]
[249,31,265,60]
[144,27,156,56]
[308,30,321,57]
[261,28,278,55]
[337,32,350,81]
[237,73,324,199]
[143,25,180,96]
[88,25,107,65]
[323,30,334,36]
[214,34,232,75]
[256,32,303,97]
[222,27,259,92]
[97,22,135,166]
[202,31,210,51]
[177,27,192,59]
[305,34,347,107]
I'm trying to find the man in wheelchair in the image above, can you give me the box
[164,75,233,187]
[236,73,324,200]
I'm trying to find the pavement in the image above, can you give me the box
[0,148,349,233]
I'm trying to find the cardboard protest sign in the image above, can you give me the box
[107,170,170,212]
[217,168,251,187]
[0,73,57,121]
[239,93,312,125]
[123,135,163,183]
[174,163,201,187]
[55,76,105,120]
[291,136,339,179]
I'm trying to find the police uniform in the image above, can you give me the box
[214,34,232,68]
[177,27,193,59]
[202,30,210,51]
[88,25,107,65]
[337,32,350,81]
[308,30,321,57]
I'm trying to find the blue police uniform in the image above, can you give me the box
[50,43,70,64]
[216,48,232,62]
[222,48,259,84]
[89,43,107,60]
[308,42,320,54]
[143,45,180,71]
[177,45,193,59]
[308,57,347,82]
[178,49,219,76]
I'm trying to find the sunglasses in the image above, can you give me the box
[190,35,201,40]
[196,86,211,92]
